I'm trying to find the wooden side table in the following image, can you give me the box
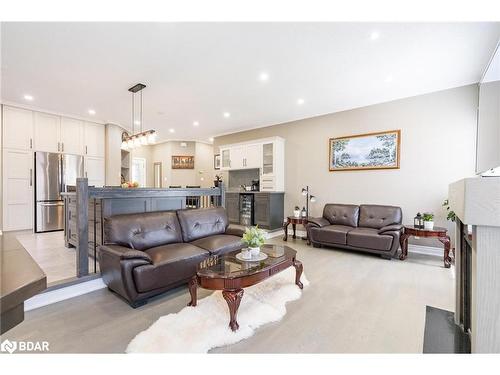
[399,225,452,268]
[283,216,309,241]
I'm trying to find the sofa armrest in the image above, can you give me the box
[378,224,403,234]
[225,224,247,237]
[307,217,330,228]
[99,244,152,263]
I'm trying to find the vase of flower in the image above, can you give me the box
[242,226,266,257]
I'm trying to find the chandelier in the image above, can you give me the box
[121,83,157,150]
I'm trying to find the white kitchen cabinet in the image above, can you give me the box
[2,106,34,151]
[34,112,61,153]
[84,122,105,158]
[60,118,84,155]
[219,137,285,191]
[85,156,105,187]
[2,149,33,230]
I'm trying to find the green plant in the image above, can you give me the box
[242,226,266,248]
[442,199,456,222]
[422,213,434,222]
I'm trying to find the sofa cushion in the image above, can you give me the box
[177,207,228,242]
[104,211,183,251]
[133,243,209,292]
[346,227,393,251]
[190,234,243,256]
[323,204,360,227]
[310,225,354,245]
[358,205,402,229]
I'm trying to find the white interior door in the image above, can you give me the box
[34,112,60,153]
[2,106,34,151]
[61,118,84,155]
[132,157,147,187]
[2,149,33,230]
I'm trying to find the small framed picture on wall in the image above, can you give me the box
[214,154,221,170]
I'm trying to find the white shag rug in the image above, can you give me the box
[126,267,309,353]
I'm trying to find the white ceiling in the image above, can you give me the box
[1,22,500,143]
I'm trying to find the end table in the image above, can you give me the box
[283,216,309,242]
[399,225,452,268]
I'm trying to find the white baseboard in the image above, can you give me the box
[25,277,106,311]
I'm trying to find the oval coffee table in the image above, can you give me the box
[187,244,303,331]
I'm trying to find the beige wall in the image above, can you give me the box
[131,141,214,188]
[214,85,478,242]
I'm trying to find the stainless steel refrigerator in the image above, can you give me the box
[35,152,84,232]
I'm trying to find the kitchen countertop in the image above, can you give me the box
[226,190,285,194]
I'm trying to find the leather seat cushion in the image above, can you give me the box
[133,243,209,292]
[323,204,360,227]
[177,207,228,242]
[310,225,354,245]
[190,234,244,256]
[347,227,393,251]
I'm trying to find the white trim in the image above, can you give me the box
[24,278,106,311]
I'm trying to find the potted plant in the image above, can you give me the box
[423,213,434,230]
[214,174,222,187]
[442,199,456,222]
[242,226,266,257]
[294,206,301,218]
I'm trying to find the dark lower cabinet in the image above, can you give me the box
[226,193,240,224]
[254,193,284,230]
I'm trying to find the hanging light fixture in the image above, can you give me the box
[121,83,157,150]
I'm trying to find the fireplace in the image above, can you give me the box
[455,219,472,334]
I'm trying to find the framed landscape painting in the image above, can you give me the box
[329,130,401,171]
[172,155,195,169]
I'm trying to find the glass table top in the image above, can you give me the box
[196,244,296,279]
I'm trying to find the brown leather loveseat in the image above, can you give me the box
[306,204,402,259]
[98,207,245,307]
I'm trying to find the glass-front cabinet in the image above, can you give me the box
[262,142,274,175]
[221,148,231,169]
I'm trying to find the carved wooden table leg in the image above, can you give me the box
[399,233,409,260]
[283,220,289,241]
[293,259,304,289]
[187,276,198,306]
[292,223,297,239]
[439,235,452,268]
[222,289,244,331]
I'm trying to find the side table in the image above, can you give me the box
[399,225,452,268]
[283,216,309,242]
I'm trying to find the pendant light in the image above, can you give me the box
[121,83,157,150]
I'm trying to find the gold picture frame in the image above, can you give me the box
[329,130,401,171]
[172,155,195,169]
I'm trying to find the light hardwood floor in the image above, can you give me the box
[2,236,454,353]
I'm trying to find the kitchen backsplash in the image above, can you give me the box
[228,169,260,189]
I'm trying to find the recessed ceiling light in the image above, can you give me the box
[193,121,199,127]
[385,75,393,83]
[23,94,34,101]
[169,128,175,133]
[88,109,96,115]
[259,72,269,82]
[297,98,305,105]
[209,137,214,142]
[370,31,380,40]
[223,112,231,118]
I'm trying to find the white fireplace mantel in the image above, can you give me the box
[449,177,500,353]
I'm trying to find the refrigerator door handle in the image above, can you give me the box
[59,154,64,193]
[39,202,64,207]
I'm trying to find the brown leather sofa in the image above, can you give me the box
[306,204,402,259]
[98,207,245,307]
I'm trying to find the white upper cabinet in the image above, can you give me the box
[85,156,105,187]
[60,118,84,155]
[34,112,61,153]
[84,122,105,158]
[219,137,285,191]
[2,106,34,151]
